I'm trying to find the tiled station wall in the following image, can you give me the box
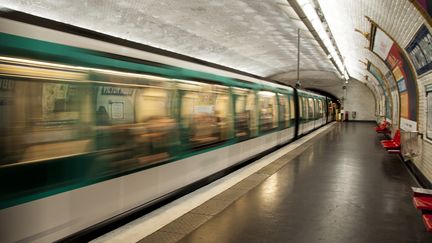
[386,2,432,183]
[414,70,432,183]
[297,79,376,121]
[343,81,375,121]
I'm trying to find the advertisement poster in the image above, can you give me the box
[96,86,135,124]
[368,62,392,120]
[111,102,124,119]
[406,24,432,76]
[371,25,418,131]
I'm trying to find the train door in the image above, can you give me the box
[179,81,233,150]
[318,99,321,125]
[315,98,320,127]
[278,93,290,129]
[0,67,92,166]
[313,98,319,128]
[321,99,327,125]
[258,91,278,134]
[304,97,309,132]
[299,96,306,135]
[307,97,314,132]
[318,98,325,126]
[278,93,292,143]
[233,87,257,141]
[288,94,296,128]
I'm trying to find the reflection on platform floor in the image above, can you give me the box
[177,123,432,243]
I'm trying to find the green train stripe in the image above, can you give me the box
[0,32,300,209]
[0,33,266,90]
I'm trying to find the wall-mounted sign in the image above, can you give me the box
[406,24,432,76]
[101,86,134,96]
[371,23,418,131]
[111,102,125,119]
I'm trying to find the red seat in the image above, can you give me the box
[381,130,400,144]
[413,187,432,197]
[381,130,400,149]
[381,141,397,145]
[422,214,432,232]
[375,126,388,132]
[412,187,432,232]
[382,142,400,149]
[375,120,389,132]
[413,197,432,210]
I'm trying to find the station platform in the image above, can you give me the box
[94,122,432,243]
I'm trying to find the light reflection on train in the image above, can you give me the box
[0,59,333,242]
[0,73,332,173]
[0,15,335,243]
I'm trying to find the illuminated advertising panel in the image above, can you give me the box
[371,24,418,131]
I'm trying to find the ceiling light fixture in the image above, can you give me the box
[295,0,349,80]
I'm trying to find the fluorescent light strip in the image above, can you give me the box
[258,91,276,97]
[0,56,170,81]
[296,0,349,80]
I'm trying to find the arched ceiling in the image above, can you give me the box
[317,0,425,83]
[0,0,338,79]
[0,0,428,91]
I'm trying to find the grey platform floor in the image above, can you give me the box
[140,122,432,243]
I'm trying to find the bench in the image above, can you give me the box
[375,120,390,133]
[413,197,432,210]
[423,214,432,232]
[412,187,432,211]
[412,187,432,232]
[381,130,400,149]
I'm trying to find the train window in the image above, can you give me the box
[288,95,295,126]
[313,99,318,120]
[278,94,290,128]
[180,82,232,148]
[301,97,308,123]
[299,97,305,123]
[93,84,179,165]
[258,91,278,132]
[308,98,314,121]
[298,97,302,122]
[321,100,324,117]
[318,100,323,119]
[95,85,136,125]
[234,88,257,139]
[0,80,92,165]
[247,91,258,137]
[134,87,179,163]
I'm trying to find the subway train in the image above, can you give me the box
[0,11,335,242]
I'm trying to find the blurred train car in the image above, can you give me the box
[0,11,331,242]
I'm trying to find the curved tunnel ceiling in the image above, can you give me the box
[0,0,429,91]
[0,0,338,79]
[317,0,425,84]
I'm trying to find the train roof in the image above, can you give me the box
[0,10,295,94]
[297,88,327,99]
